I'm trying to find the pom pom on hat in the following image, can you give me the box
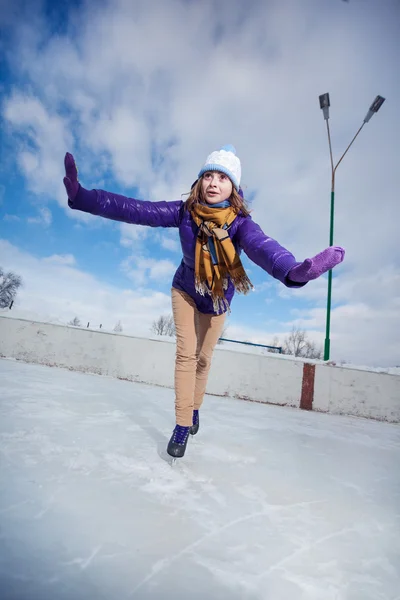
[198,144,241,190]
[221,144,236,154]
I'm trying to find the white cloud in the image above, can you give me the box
[146,259,176,281]
[285,300,400,367]
[121,255,176,286]
[119,222,148,247]
[43,254,76,266]
[86,107,152,188]
[253,280,275,294]
[160,236,180,253]
[226,265,400,365]
[27,206,52,227]
[0,239,172,335]
[1,0,399,366]
[3,214,21,222]
[3,95,72,207]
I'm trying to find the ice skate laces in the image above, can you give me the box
[173,425,190,445]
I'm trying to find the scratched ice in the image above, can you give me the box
[0,359,399,600]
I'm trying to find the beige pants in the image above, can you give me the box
[171,288,226,426]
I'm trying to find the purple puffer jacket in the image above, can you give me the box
[68,186,305,314]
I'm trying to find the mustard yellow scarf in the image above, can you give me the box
[190,204,253,313]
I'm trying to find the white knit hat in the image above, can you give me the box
[198,144,241,191]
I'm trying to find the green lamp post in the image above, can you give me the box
[318,93,385,361]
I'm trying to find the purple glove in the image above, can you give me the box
[288,246,345,283]
[63,152,79,202]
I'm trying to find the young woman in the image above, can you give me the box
[63,145,344,459]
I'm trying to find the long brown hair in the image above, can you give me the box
[184,177,251,217]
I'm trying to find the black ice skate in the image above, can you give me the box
[189,409,199,436]
[167,425,190,458]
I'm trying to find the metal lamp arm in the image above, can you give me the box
[328,121,366,190]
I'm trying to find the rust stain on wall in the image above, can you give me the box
[300,363,316,410]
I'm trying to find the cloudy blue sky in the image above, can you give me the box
[0,0,399,366]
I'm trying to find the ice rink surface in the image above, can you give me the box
[1,359,399,600]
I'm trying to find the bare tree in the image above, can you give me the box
[114,321,123,333]
[283,327,307,357]
[0,267,22,308]
[303,339,323,360]
[68,317,81,327]
[269,335,280,347]
[282,327,322,359]
[267,335,282,353]
[151,315,176,337]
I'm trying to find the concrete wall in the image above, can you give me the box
[313,365,400,422]
[0,316,176,388]
[1,316,399,423]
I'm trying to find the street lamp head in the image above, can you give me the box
[364,95,385,123]
[319,93,330,121]
[319,93,330,108]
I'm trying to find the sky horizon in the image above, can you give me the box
[1,0,399,367]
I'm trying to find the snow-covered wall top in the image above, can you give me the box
[1,316,399,423]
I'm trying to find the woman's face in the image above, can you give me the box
[201,171,233,205]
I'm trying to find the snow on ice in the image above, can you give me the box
[0,358,399,599]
